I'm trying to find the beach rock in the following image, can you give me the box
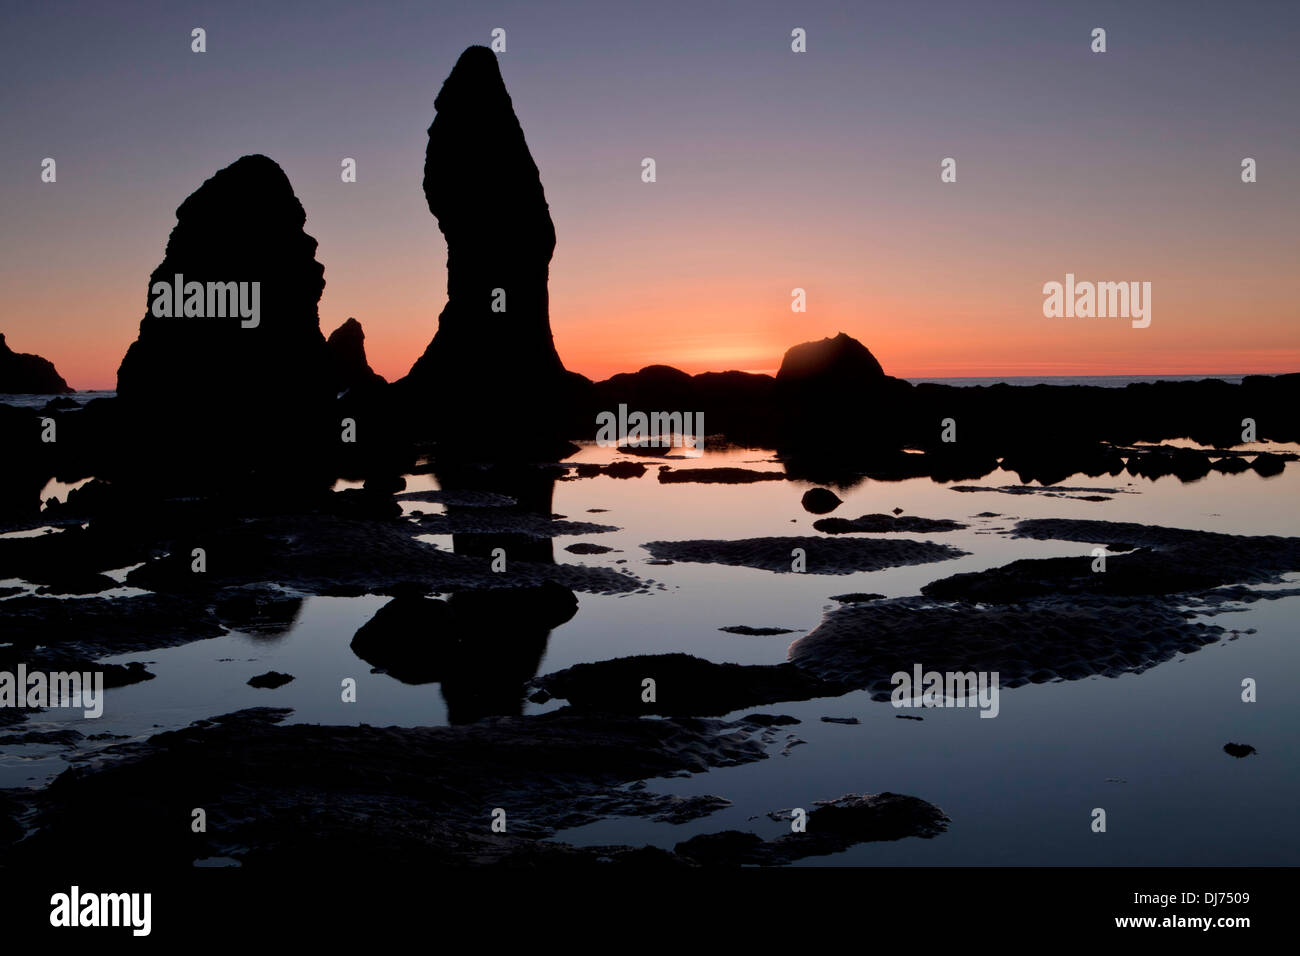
[0,707,775,868]
[564,542,615,554]
[0,333,72,393]
[790,594,1225,698]
[739,714,801,727]
[642,535,967,575]
[814,513,967,534]
[603,461,647,479]
[657,467,785,484]
[397,46,570,454]
[114,154,336,496]
[801,487,842,514]
[529,652,841,717]
[674,792,949,865]
[123,513,639,598]
[247,671,295,689]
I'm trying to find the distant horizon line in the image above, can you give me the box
[54,368,1299,393]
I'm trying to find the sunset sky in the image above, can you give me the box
[2,0,1297,390]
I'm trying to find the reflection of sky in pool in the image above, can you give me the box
[5,441,1298,864]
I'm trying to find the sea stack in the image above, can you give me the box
[397,46,570,456]
[114,154,336,495]
[327,317,386,396]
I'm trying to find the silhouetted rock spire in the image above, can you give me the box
[398,46,569,454]
[327,317,386,395]
[113,154,336,494]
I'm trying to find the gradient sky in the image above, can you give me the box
[2,0,1297,389]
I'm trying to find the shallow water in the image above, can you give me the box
[3,441,1297,865]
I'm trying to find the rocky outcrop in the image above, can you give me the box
[801,487,842,514]
[397,46,571,454]
[0,333,72,393]
[773,332,914,455]
[776,332,886,385]
[326,317,386,395]
[113,154,336,495]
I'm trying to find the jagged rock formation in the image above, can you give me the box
[397,46,571,454]
[326,317,386,395]
[0,333,72,393]
[114,154,336,494]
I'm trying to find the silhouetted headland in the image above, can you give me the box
[0,333,71,394]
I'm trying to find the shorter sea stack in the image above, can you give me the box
[327,317,386,396]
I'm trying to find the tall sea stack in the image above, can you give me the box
[114,154,336,496]
[397,46,571,456]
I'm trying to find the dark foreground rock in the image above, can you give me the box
[814,513,968,534]
[791,518,1300,699]
[800,487,843,514]
[123,514,641,596]
[642,535,967,575]
[1003,518,1300,592]
[529,653,843,716]
[0,706,949,868]
[247,671,295,689]
[0,706,939,869]
[790,595,1226,698]
[657,467,786,484]
[674,793,948,865]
